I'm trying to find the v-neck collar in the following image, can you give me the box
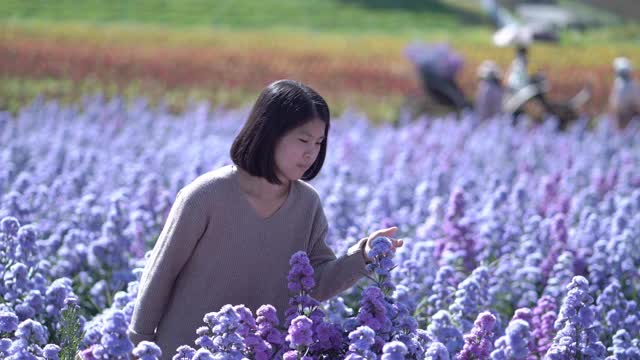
[230,165,296,222]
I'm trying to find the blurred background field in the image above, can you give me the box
[3,3,640,359]
[1,0,639,121]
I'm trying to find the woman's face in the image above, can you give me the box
[274,118,326,183]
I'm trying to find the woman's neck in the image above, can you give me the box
[236,167,290,200]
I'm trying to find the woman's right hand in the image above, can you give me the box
[363,226,404,262]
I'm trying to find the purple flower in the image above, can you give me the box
[63,295,79,308]
[285,315,313,347]
[547,276,606,359]
[0,311,19,333]
[287,251,315,293]
[357,287,389,332]
[425,341,450,360]
[15,319,48,345]
[283,350,298,360]
[607,329,640,359]
[491,319,530,359]
[346,325,377,359]
[192,348,215,360]
[7,338,39,360]
[256,305,284,346]
[438,189,477,272]
[596,279,639,342]
[427,266,457,316]
[531,295,556,357]
[256,305,279,327]
[457,311,496,360]
[285,252,320,325]
[3,262,30,301]
[172,345,196,360]
[45,277,75,318]
[43,344,61,360]
[92,310,133,358]
[232,305,255,337]
[132,341,162,360]
[543,252,575,300]
[0,338,12,358]
[243,332,272,360]
[1,216,20,236]
[366,236,396,280]
[393,332,426,359]
[510,308,535,356]
[195,334,214,349]
[325,297,354,324]
[450,267,491,333]
[310,321,342,353]
[427,310,464,355]
[381,340,408,360]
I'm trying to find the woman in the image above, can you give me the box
[126,79,404,358]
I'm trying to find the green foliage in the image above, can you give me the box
[0,0,488,34]
[57,300,85,360]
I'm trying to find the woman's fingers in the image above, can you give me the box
[390,238,404,252]
[375,226,397,238]
[368,227,401,252]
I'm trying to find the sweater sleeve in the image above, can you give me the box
[127,188,210,345]
[307,206,372,302]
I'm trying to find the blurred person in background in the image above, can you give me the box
[503,44,545,122]
[474,60,504,122]
[502,44,585,130]
[609,57,640,130]
[506,44,530,94]
[405,42,471,117]
[503,44,553,123]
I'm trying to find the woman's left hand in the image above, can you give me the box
[363,226,404,262]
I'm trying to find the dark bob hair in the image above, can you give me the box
[230,79,330,185]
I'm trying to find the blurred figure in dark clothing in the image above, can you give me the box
[405,42,471,116]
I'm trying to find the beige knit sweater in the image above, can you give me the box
[127,165,371,358]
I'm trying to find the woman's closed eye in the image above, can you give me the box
[299,139,323,146]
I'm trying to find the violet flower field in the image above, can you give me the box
[1,97,639,359]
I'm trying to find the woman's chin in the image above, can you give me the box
[278,172,300,183]
[292,168,308,180]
